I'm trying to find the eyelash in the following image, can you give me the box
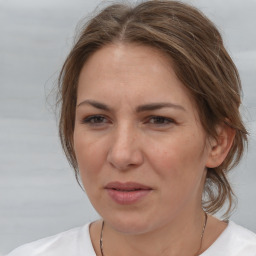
[146,116,175,126]
[81,115,109,125]
[81,115,175,127]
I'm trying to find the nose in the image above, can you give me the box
[107,124,144,171]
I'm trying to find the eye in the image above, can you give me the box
[81,115,109,126]
[147,116,175,126]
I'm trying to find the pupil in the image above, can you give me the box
[155,117,164,123]
[95,117,103,122]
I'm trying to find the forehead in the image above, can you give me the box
[77,43,196,112]
[78,43,174,85]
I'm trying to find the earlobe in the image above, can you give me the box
[206,123,235,168]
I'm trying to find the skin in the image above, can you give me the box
[74,43,232,256]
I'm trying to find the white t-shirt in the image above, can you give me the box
[6,221,256,256]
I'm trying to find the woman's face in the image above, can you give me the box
[74,43,213,234]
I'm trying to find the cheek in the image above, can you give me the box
[74,130,107,185]
[148,134,207,189]
[149,146,206,214]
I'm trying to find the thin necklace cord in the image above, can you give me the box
[100,212,208,256]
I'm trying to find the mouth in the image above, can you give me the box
[105,182,152,204]
[112,188,144,191]
[105,181,152,191]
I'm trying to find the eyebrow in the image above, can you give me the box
[136,102,185,112]
[77,99,185,112]
[77,99,111,111]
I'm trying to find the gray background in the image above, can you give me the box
[0,0,255,254]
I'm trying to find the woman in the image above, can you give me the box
[7,1,256,255]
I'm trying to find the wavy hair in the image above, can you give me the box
[58,0,248,216]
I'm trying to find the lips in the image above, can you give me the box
[105,182,152,191]
[105,182,152,205]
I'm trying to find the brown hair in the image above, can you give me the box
[58,0,248,216]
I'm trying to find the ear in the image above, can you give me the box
[206,123,235,168]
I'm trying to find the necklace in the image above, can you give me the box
[100,212,208,256]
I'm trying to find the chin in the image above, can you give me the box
[102,211,162,235]
[110,221,151,235]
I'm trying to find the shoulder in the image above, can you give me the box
[226,221,256,251]
[6,223,96,256]
[230,221,256,240]
[202,221,256,256]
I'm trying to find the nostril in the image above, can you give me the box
[106,131,144,170]
[107,149,144,171]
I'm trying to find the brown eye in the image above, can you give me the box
[81,115,108,125]
[148,116,174,125]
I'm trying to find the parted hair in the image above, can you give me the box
[58,0,248,216]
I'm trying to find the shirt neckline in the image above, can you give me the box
[199,220,233,255]
[85,220,234,256]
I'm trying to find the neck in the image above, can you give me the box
[100,208,206,256]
